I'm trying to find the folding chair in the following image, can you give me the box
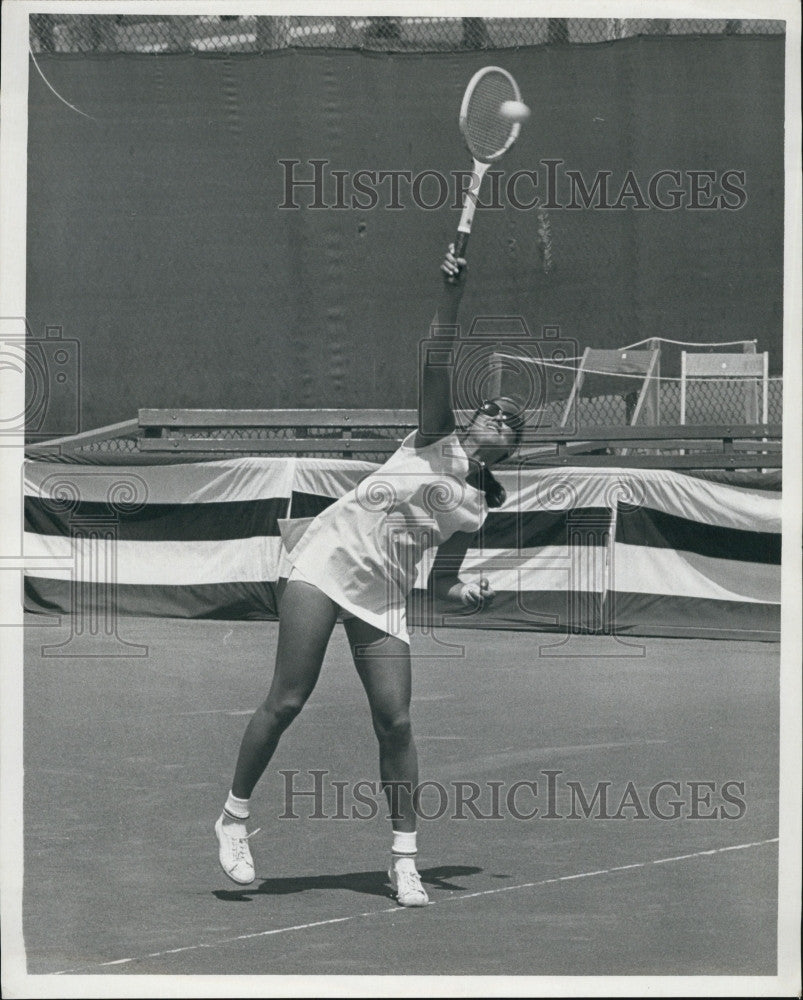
[679,351,769,425]
[559,346,661,428]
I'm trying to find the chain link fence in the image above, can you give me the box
[524,379,782,430]
[29,15,785,54]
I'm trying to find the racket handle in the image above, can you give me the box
[446,162,488,283]
[454,231,470,259]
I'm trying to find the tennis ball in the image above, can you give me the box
[499,100,531,123]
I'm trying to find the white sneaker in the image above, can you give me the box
[215,814,258,885]
[388,856,429,907]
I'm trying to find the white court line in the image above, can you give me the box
[175,709,255,717]
[52,837,778,975]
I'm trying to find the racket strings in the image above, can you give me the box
[464,73,517,161]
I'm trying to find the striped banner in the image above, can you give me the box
[23,458,780,640]
[420,467,780,640]
[23,458,300,620]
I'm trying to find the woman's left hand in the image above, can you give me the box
[460,578,496,609]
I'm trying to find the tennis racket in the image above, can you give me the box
[448,66,523,279]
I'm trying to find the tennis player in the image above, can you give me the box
[216,246,524,906]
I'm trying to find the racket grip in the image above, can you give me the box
[445,231,470,285]
[454,231,470,259]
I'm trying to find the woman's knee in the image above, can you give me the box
[373,710,413,750]
[261,692,308,730]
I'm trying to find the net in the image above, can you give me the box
[462,69,518,162]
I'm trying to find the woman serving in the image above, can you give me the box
[216,246,523,906]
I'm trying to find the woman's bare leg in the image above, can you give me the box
[231,581,339,798]
[216,581,338,885]
[344,618,428,906]
[344,618,418,831]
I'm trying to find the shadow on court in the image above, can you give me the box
[213,864,484,903]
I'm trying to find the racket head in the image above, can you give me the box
[459,66,523,164]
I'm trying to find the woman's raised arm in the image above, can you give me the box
[414,246,468,448]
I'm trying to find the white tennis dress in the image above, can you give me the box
[288,430,488,643]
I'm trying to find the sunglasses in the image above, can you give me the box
[477,399,521,426]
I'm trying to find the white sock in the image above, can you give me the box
[223,791,250,826]
[392,830,417,858]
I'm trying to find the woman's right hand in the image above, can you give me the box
[440,244,467,287]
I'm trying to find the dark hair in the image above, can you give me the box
[466,462,507,508]
[465,398,524,507]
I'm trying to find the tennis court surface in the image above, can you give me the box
[23,615,778,976]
